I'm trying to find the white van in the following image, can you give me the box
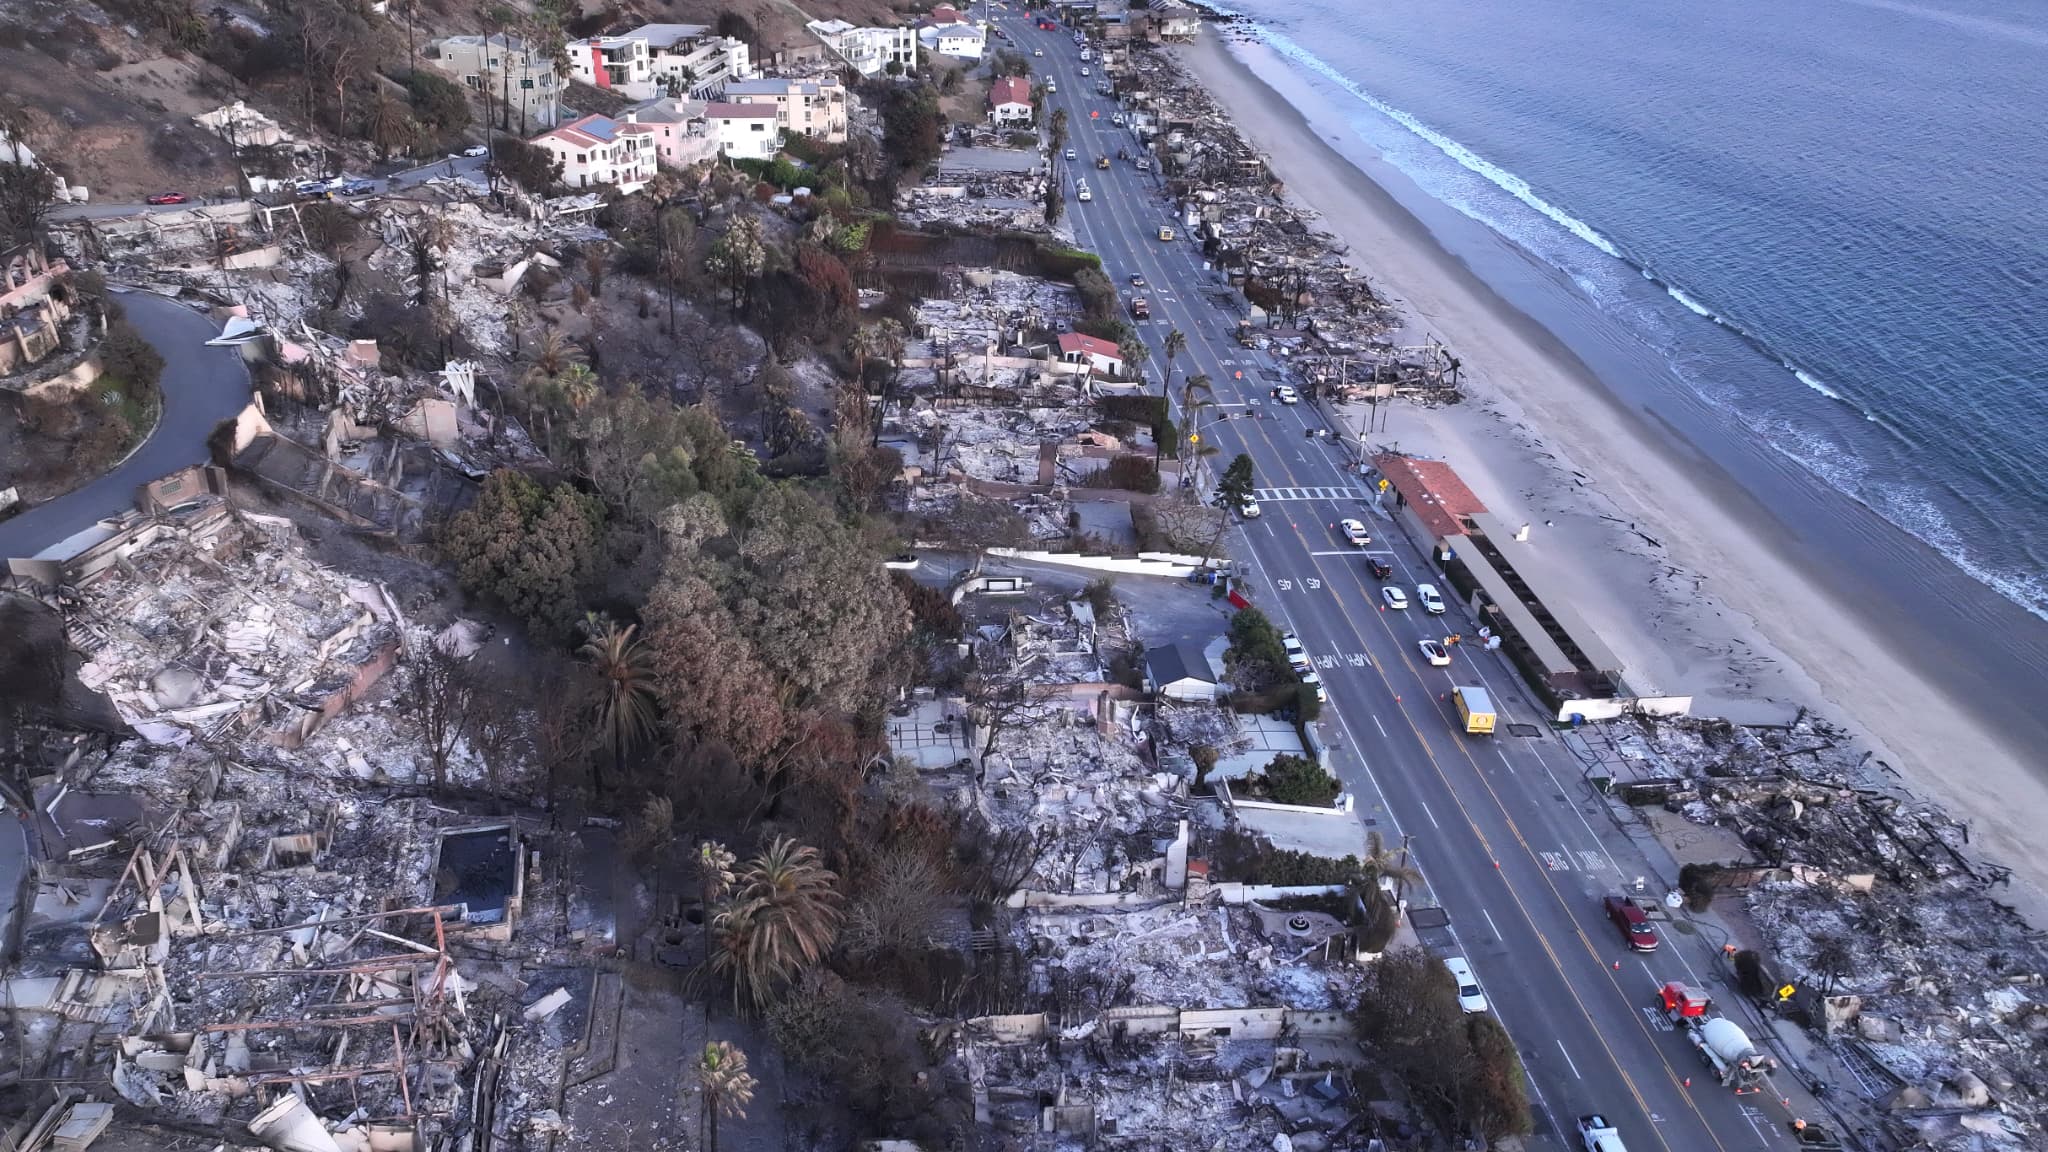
[1416,583,1446,614]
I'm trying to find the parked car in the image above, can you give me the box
[1445,956,1488,1013]
[1368,557,1393,580]
[461,144,490,158]
[1338,518,1371,547]
[1381,586,1409,610]
[1299,669,1327,703]
[1603,895,1661,952]
[1080,66,1090,76]
[1273,384,1299,404]
[145,192,189,205]
[1034,47,1044,56]
[1239,496,1260,519]
[1416,583,1446,614]
[340,178,377,196]
[1281,630,1311,673]
[294,179,337,197]
[1418,639,1451,666]
[1064,148,1076,160]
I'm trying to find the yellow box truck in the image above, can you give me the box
[1453,686,1497,735]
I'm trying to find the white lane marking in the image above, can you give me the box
[1483,908,1501,939]
[1557,1039,1584,1081]
[1496,747,1517,775]
[1309,549,1374,556]
[1421,801,1440,829]
[1373,714,1388,738]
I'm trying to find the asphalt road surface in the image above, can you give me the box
[0,290,252,559]
[47,154,489,221]
[1006,13,1815,1151]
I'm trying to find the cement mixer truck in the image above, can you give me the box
[1659,982,1778,1093]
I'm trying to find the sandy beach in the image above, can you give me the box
[1175,30,2048,920]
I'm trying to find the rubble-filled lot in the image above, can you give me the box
[1591,715,2048,1151]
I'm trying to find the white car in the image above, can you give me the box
[1281,631,1311,672]
[1417,639,1451,667]
[1445,956,1488,1014]
[1274,384,1299,404]
[1339,517,1371,547]
[1034,47,1044,56]
[1240,497,1261,519]
[1076,185,1092,202]
[1065,148,1076,160]
[1381,586,1409,610]
[1081,66,1091,76]
[1416,583,1446,614]
[1299,669,1327,703]
[461,144,489,158]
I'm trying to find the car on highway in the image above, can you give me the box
[1382,586,1409,610]
[1240,496,1260,519]
[1129,273,1146,288]
[1273,384,1299,404]
[1299,668,1327,703]
[145,192,189,205]
[1281,630,1311,673]
[1416,583,1446,614]
[1338,517,1371,546]
[340,178,377,196]
[1034,47,1044,56]
[1368,557,1393,580]
[1080,66,1090,76]
[462,144,490,157]
[1603,895,1661,952]
[1064,148,1076,160]
[1076,183,1092,202]
[1418,639,1452,666]
[1444,956,1488,1013]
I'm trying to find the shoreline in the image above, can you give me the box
[1171,29,2048,921]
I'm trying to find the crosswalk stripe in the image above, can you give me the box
[1252,486,1363,502]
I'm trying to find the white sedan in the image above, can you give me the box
[1274,385,1300,404]
[1299,669,1327,703]
[1417,639,1451,666]
[1081,66,1091,76]
[1240,497,1261,519]
[1034,47,1044,56]
[1282,631,1311,671]
[1445,956,1488,1013]
[1381,586,1409,610]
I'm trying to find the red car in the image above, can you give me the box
[146,192,189,206]
[1604,895,1660,952]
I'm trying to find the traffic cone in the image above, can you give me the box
[1684,1078,1692,1088]
[1612,961,1621,971]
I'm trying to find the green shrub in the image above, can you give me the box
[1261,754,1338,806]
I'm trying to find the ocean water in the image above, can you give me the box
[1204,0,2048,621]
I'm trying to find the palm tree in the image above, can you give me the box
[1117,336,1150,383]
[1161,328,1187,399]
[1177,372,1218,488]
[867,318,907,447]
[1049,106,1069,155]
[692,1041,757,1152]
[559,362,599,414]
[577,613,660,768]
[711,837,842,1008]
[1359,829,1423,900]
[697,840,737,977]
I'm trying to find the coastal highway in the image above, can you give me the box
[1007,13,1811,1150]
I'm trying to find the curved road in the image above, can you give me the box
[0,290,253,559]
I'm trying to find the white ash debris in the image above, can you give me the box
[914,404,1093,484]
[909,269,1081,362]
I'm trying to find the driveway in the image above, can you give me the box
[0,290,253,560]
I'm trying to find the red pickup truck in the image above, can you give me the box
[1604,895,1661,952]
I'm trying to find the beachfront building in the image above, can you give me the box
[1058,332,1125,376]
[424,34,563,132]
[530,112,657,193]
[704,103,782,161]
[565,34,656,99]
[720,77,848,143]
[808,19,917,77]
[620,97,717,170]
[1145,0,1202,41]
[630,23,754,98]
[917,6,986,60]
[988,76,1034,125]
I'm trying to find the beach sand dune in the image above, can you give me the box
[1177,32,2048,921]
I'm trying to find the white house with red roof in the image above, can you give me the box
[916,4,985,58]
[988,76,1034,125]
[530,112,657,193]
[704,102,782,160]
[1058,332,1125,376]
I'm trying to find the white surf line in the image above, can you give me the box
[1557,1039,1584,1080]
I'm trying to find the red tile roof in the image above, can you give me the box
[932,5,964,21]
[1058,332,1121,360]
[1373,454,1487,540]
[989,76,1032,107]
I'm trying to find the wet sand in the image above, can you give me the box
[1177,30,2048,920]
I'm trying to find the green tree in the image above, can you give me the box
[1161,327,1187,398]
[1215,453,1255,511]
[1117,335,1149,382]
[711,837,843,1009]
[1049,106,1069,154]
[362,93,419,161]
[577,613,660,768]
[490,135,562,196]
[880,84,942,172]
[1261,754,1338,806]
[405,69,472,143]
[442,471,607,642]
[692,1041,757,1152]
[1225,605,1291,690]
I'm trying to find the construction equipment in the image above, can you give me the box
[1096,155,1110,169]
[1659,982,1778,1093]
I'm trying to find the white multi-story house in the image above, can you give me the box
[703,103,782,161]
[426,34,563,131]
[530,112,657,192]
[917,5,986,60]
[807,19,917,77]
[719,77,848,143]
[565,34,656,99]
[988,76,1034,125]
[620,98,718,170]
[629,23,754,98]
